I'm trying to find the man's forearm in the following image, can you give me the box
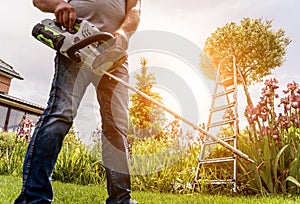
[117,10,140,37]
[115,0,141,38]
[32,0,63,13]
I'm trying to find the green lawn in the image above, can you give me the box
[1,175,299,204]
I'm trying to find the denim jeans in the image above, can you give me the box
[15,54,131,204]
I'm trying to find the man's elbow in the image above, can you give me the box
[32,0,40,8]
[132,9,141,25]
[132,7,141,16]
[32,0,51,12]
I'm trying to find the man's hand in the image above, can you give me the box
[113,30,129,50]
[54,2,77,30]
[33,0,77,30]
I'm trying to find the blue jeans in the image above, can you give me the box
[15,54,131,204]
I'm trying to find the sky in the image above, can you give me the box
[1,0,299,142]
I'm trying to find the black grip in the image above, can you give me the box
[53,18,82,34]
[66,33,115,62]
[32,23,65,51]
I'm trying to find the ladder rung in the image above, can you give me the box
[195,179,235,185]
[204,179,235,184]
[193,180,236,190]
[203,179,235,185]
[213,88,235,98]
[198,156,235,164]
[218,77,234,86]
[203,136,236,145]
[207,119,236,128]
[210,102,235,113]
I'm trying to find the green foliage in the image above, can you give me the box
[201,17,291,85]
[238,129,300,195]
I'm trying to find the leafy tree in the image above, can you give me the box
[129,58,167,138]
[200,17,291,106]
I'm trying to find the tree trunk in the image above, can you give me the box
[238,69,253,107]
[238,69,258,138]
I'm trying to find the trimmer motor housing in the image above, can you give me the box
[32,19,127,75]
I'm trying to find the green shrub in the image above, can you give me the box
[0,132,18,151]
[0,131,106,185]
[53,132,105,185]
[0,132,27,176]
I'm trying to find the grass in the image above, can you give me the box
[1,175,299,204]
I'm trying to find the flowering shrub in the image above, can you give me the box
[245,79,300,141]
[16,118,37,142]
[240,78,300,194]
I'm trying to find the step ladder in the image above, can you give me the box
[194,55,243,192]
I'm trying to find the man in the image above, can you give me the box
[14,0,141,203]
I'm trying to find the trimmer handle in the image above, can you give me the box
[66,32,115,62]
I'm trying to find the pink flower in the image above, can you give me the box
[251,114,258,121]
[261,113,268,122]
[291,101,299,109]
[292,119,299,128]
[287,81,299,92]
[283,89,289,94]
[273,134,280,141]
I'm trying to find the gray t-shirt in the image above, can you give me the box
[69,0,126,34]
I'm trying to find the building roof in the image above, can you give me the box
[0,59,23,80]
[0,92,44,115]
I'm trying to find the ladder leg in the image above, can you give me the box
[193,55,247,193]
[193,143,206,191]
